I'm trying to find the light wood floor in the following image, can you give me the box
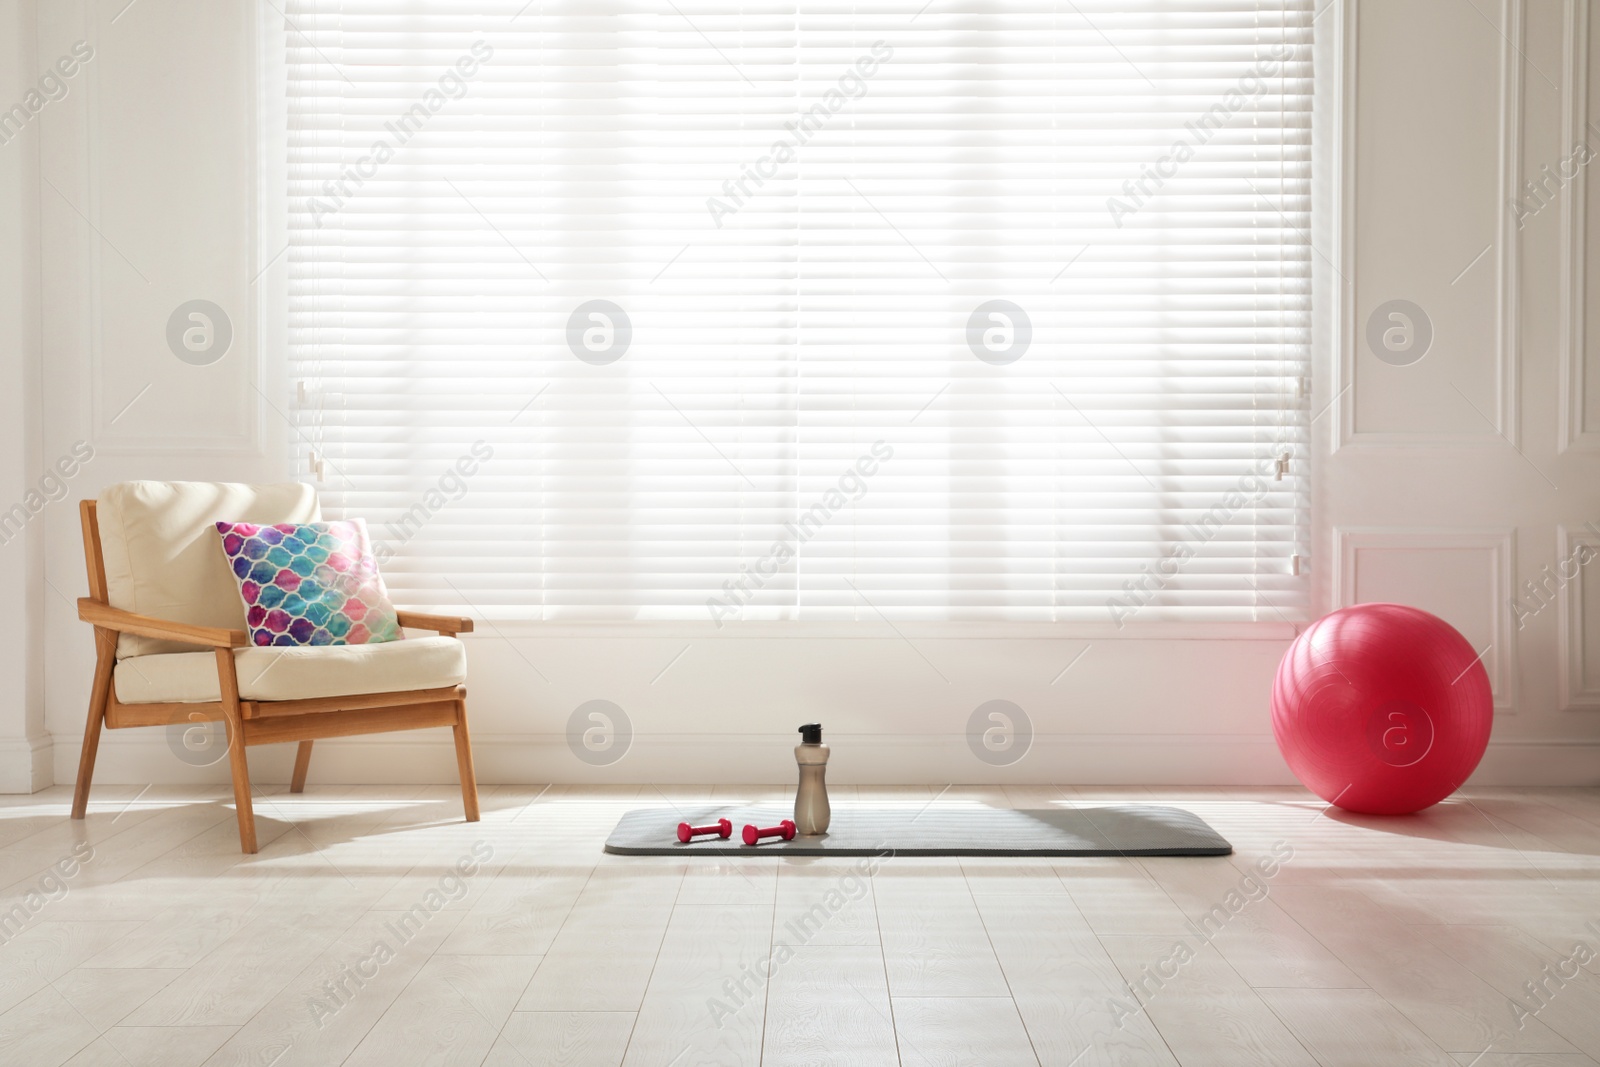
[3,783,1600,1066]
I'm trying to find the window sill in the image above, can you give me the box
[410,617,1302,642]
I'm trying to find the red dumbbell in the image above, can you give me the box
[742,819,796,846]
[677,819,733,843]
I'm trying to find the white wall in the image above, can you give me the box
[1319,0,1600,785]
[9,0,1600,790]
[0,0,48,792]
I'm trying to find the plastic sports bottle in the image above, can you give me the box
[794,723,831,835]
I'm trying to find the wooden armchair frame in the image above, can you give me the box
[71,500,480,853]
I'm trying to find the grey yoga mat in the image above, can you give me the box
[603,805,1231,857]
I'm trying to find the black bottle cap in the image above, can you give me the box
[798,723,822,745]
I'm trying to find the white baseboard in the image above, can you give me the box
[49,731,1600,788]
[0,735,54,793]
[1470,738,1600,787]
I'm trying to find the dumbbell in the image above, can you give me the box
[742,819,796,846]
[677,819,733,843]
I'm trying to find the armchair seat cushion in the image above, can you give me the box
[113,636,467,704]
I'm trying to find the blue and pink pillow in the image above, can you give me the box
[214,520,403,647]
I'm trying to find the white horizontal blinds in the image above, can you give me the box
[284,1,1312,622]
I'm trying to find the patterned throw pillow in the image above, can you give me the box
[214,520,403,647]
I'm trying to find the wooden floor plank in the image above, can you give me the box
[1259,987,1457,1066]
[974,892,1179,1067]
[342,954,542,1067]
[620,902,774,1067]
[1272,886,1581,1054]
[195,905,466,1067]
[873,865,1010,997]
[892,996,1041,1067]
[516,867,682,1012]
[0,985,100,1067]
[761,944,900,1067]
[1098,935,1319,1067]
[484,1011,637,1067]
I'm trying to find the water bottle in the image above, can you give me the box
[794,722,831,835]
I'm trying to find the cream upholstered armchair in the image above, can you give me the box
[72,481,479,853]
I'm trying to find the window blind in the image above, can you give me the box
[283,0,1313,624]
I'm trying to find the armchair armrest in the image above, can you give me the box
[396,611,474,636]
[77,598,248,649]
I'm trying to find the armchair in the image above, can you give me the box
[72,481,480,853]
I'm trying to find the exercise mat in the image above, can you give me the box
[603,805,1231,857]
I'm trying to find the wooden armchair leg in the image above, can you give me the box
[71,628,116,820]
[290,741,314,794]
[215,649,258,853]
[452,695,480,822]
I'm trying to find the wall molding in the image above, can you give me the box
[1333,525,1517,709]
[1336,0,1523,450]
[1559,0,1597,451]
[1558,522,1600,709]
[79,2,264,456]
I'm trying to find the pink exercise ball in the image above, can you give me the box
[1271,603,1492,815]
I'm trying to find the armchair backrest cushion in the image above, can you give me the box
[98,481,320,657]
